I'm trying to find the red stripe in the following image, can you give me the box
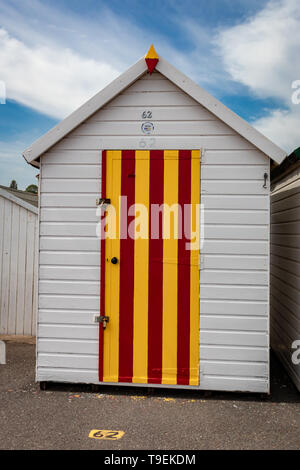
[177,150,192,385]
[118,150,135,382]
[148,150,164,384]
[99,150,107,382]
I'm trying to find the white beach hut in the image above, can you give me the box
[270,149,300,392]
[23,47,286,393]
[0,185,38,336]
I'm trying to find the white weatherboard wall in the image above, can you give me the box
[37,71,270,392]
[0,194,38,336]
[271,169,300,391]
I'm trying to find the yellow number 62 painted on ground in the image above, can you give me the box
[89,429,125,440]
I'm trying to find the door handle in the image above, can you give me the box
[111,257,118,264]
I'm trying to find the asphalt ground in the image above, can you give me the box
[0,341,299,450]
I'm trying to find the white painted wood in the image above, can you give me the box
[200,271,268,285]
[40,251,99,265]
[1,199,12,333]
[24,212,36,335]
[39,280,99,295]
[41,208,98,222]
[200,330,268,347]
[38,338,98,354]
[203,150,269,165]
[201,315,268,331]
[91,105,215,122]
[71,120,235,136]
[200,285,268,301]
[202,240,268,255]
[202,165,269,180]
[23,57,286,165]
[16,208,27,334]
[41,179,99,193]
[203,195,269,210]
[40,266,99,281]
[36,71,271,393]
[40,237,99,252]
[202,181,269,195]
[205,210,268,225]
[42,164,100,179]
[39,295,99,311]
[270,168,300,391]
[0,194,38,336]
[204,225,269,240]
[200,300,268,316]
[40,222,98,237]
[7,203,19,333]
[51,135,256,151]
[0,340,5,364]
[40,193,100,208]
[200,345,268,362]
[42,151,100,165]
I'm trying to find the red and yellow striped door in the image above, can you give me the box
[99,150,201,386]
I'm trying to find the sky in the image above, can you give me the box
[0,0,299,189]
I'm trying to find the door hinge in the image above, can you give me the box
[94,315,109,329]
[96,198,111,208]
[199,254,204,270]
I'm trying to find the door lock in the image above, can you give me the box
[94,315,109,329]
[96,198,111,208]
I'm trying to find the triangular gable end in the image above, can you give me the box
[23,54,286,166]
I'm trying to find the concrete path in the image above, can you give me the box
[0,342,299,450]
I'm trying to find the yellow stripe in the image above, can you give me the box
[103,150,122,382]
[132,150,150,383]
[189,150,201,386]
[162,150,179,385]
[145,44,158,59]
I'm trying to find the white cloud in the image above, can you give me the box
[0,28,119,119]
[254,108,300,152]
[217,0,300,152]
[0,0,226,119]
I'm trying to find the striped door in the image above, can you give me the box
[99,150,201,386]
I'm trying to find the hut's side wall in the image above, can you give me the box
[37,71,270,392]
[0,196,38,336]
[271,170,300,391]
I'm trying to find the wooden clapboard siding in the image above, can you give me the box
[37,71,270,393]
[270,170,300,391]
[0,195,38,335]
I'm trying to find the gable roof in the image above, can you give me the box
[23,55,287,166]
[0,185,38,214]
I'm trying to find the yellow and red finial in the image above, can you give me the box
[145,44,159,74]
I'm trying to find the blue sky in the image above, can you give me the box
[0,0,299,189]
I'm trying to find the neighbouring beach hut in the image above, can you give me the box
[0,185,38,336]
[270,148,300,392]
[23,46,286,393]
